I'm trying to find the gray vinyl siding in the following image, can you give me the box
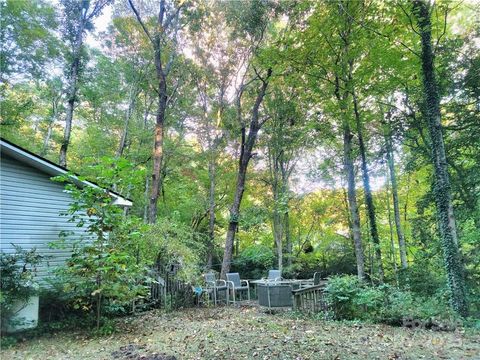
[0,154,89,284]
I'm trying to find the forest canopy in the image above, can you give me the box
[1,0,479,318]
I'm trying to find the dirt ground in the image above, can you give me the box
[1,305,479,359]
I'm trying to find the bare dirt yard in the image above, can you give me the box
[2,305,479,359]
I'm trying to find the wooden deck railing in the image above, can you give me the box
[292,284,327,313]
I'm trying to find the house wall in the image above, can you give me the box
[0,154,89,284]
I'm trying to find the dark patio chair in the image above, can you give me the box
[298,271,322,289]
[204,272,228,305]
[268,269,282,282]
[226,272,250,305]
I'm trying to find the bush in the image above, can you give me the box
[51,178,152,329]
[233,244,275,279]
[325,275,460,327]
[377,285,415,325]
[0,246,43,331]
[54,242,151,328]
[398,263,444,296]
[324,275,363,320]
[143,218,202,281]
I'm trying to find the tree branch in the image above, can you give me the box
[128,0,154,45]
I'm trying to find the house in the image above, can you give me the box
[0,138,132,283]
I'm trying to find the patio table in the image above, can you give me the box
[250,279,314,309]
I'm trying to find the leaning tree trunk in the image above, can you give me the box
[42,121,54,156]
[220,70,271,279]
[385,133,408,269]
[413,0,467,315]
[343,123,366,280]
[353,92,384,283]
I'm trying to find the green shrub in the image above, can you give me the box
[54,242,151,328]
[325,275,459,327]
[143,218,202,281]
[51,178,152,329]
[378,285,415,325]
[0,335,17,348]
[0,246,43,331]
[233,244,275,279]
[324,275,363,320]
[354,286,385,320]
[398,263,444,296]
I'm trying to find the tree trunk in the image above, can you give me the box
[270,152,283,271]
[116,88,137,158]
[147,48,167,224]
[272,193,283,271]
[59,33,83,167]
[42,121,54,156]
[207,154,216,269]
[129,0,181,224]
[385,133,408,269]
[413,0,467,315]
[221,155,249,278]
[385,161,399,285]
[353,92,384,283]
[143,176,149,223]
[343,124,366,280]
[220,69,271,279]
[42,94,59,156]
[284,210,292,267]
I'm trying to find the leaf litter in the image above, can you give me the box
[1,305,479,359]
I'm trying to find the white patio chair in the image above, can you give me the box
[204,272,228,305]
[226,272,250,305]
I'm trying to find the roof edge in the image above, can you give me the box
[0,138,133,207]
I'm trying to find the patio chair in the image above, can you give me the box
[226,272,250,305]
[204,272,228,305]
[268,269,282,282]
[297,272,321,289]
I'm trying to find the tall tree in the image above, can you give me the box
[263,87,305,271]
[353,91,384,282]
[59,0,110,167]
[288,0,369,280]
[128,0,184,223]
[219,0,276,278]
[42,77,64,156]
[382,109,408,269]
[189,6,239,267]
[334,1,366,280]
[412,0,467,315]
[220,67,272,278]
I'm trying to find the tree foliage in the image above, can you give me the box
[1,0,479,319]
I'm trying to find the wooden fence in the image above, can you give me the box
[135,268,195,312]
